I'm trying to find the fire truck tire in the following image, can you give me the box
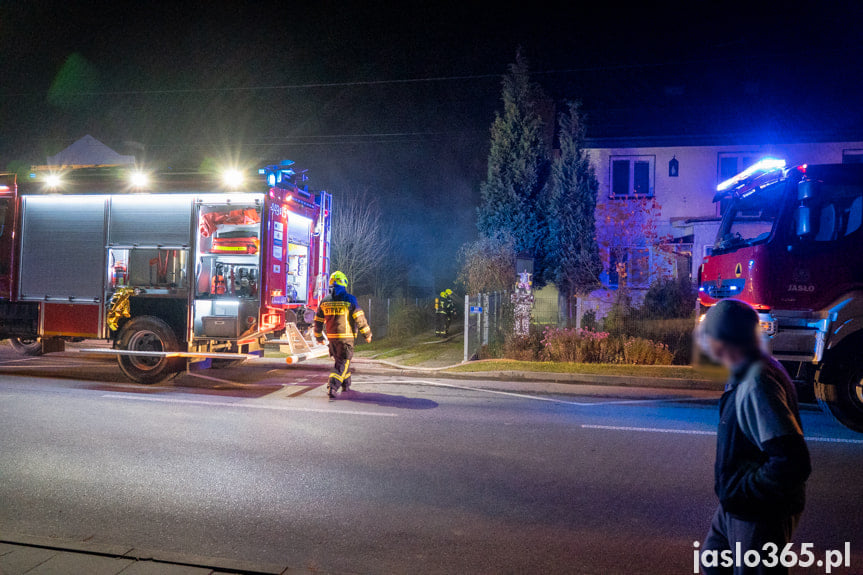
[9,337,43,356]
[116,316,183,385]
[815,358,863,434]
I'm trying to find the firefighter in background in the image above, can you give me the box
[314,271,372,398]
[435,289,456,336]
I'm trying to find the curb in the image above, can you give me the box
[350,360,724,391]
[0,532,322,575]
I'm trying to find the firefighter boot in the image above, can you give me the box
[327,376,340,398]
[341,375,352,392]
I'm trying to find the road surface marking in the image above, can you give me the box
[286,385,319,398]
[581,424,863,444]
[390,379,690,407]
[184,371,240,385]
[101,394,398,417]
[582,424,715,435]
[0,357,41,364]
[0,362,96,369]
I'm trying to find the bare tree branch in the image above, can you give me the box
[330,188,392,293]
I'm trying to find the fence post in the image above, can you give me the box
[482,293,490,346]
[464,294,469,362]
[476,295,482,350]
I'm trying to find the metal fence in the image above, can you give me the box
[357,296,436,340]
[463,287,697,364]
[463,292,511,362]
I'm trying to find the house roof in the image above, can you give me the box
[46,135,135,167]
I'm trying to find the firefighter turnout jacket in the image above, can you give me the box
[314,284,372,342]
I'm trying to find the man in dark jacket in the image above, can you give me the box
[314,271,372,398]
[699,299,811,574]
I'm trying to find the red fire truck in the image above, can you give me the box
[0,161,331,383]
[699,159,863,432]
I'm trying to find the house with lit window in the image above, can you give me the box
[571,137,863,320]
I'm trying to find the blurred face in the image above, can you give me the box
[706,336,748,370]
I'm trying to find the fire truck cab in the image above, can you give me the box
[0,162,331,384]
[700,159,863,432]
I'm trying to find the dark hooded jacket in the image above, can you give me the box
[715,353,811,520]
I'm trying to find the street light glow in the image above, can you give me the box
[222,169,244,188]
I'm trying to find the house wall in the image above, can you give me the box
[575,140,863,325]
[587,141,863,228]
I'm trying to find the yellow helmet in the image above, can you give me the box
[329,271,348,287]
[445,289,453,296]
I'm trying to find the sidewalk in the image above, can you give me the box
[0,535,315,575]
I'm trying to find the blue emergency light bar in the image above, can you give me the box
[716,158,786,193]
[260,160,297,188]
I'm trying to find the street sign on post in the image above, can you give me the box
[469,306,483,314]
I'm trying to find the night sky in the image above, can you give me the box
[3,1,863,287]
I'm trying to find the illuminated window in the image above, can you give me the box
[717,152,759,215]
[609,156,654,198]
[717,152,759,183]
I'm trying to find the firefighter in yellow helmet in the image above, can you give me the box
[313,271,372,398]
[435,288,456,336]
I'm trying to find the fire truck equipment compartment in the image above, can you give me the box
[108,195,193,247]
[19,196,107,301]
[202,315,240,338]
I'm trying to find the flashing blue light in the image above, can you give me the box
[29,173,36,179]
[729,286,739,291]
[267,173,276,187]
[698,287,705,292]
[716,158,786,192]
[748,259,755,267]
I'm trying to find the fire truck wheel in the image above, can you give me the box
[815,357,863,434]
[116,316,183,385]
[9,337,43,356]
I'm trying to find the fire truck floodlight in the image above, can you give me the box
[129,171,149,189]
[44,174,62,189]
[716,158,786,192]
[222,169,244,189]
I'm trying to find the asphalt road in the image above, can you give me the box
[1,346,862,574]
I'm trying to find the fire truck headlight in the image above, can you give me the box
[130,171,149,188]
[222,169,244,188]
[45,174,62,189]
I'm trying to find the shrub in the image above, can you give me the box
[538,326,674,365]
[642,276,697,319]
[503,332,544,361]
[580,309,598,331]
[623,337,674,365]
[629,317,695,365]
[602,288,634,335]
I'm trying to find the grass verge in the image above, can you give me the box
[446,359,725,381]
